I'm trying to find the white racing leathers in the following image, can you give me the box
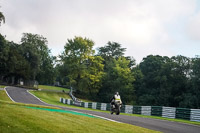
[114,94,122,104]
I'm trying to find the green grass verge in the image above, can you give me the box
[30,90,71,106]
[0,101,159,133]
[0,85,6,88]
[38,85,69,92]
[37,85,92,102]
[30,91,200,126]
[0,90,12,102]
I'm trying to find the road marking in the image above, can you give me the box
[4,87,16,102]
[87,113,122,123]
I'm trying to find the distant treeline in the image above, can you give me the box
[0,34,200,109]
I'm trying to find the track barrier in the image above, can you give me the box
[60,97,200,122]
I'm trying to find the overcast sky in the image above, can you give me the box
[1,0,200,63]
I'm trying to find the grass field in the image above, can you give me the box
[38,85,70,92]
[0,94,159,133]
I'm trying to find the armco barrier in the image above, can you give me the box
[133,106,141,114]
[96,103,101,110]
[151,106,162,116]
[162,107,176,119]
[190,109,200,122]
[125,105,133,114]
[176,108,190,120]
[60,98,200,122]
[141,106,151,116]
[101,103,107,111]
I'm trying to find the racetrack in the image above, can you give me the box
[5,86,200,133]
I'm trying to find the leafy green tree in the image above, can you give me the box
[137,55,192,107]
[131,65,144,104]
[6,42,30,83]
[0,7,5,26]
[60,36,94,87]
[98,57,134,104]
[59,37,104,99]
[191,57,200,108]
[0,34,9,81]
[79,56,105,99]
[97,41,126,60]
[138,55,166,105]
[97,42,135,103]
[169,55,191,107]
[0,35,31,84]
[113,57,135,104]
[180,57,200,108]
[21,33,55,84]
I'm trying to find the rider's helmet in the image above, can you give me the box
[115,92,119,95]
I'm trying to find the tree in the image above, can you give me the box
[97,41,126,60]
[80,56,105,99]
[113,57,135,104]
[169,55,191,107]
[21,33,55,84]
[97,42,135,103]
[60,36,94,87]
[59,37,104,99]
[6,41,30,83]
[137,55,192,107]
[181,57,200,108]
[98,57,135,104]
[0,34,31,84]
[131,65,144,105]
[138,55,166,105]
[0,34,9,80]
[0,7,5,26]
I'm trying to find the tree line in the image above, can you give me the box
[0,33,56,85]
[0,10,200,108]
[1,33,200,108]
[56,37,200,109]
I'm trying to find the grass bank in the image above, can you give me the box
[0,101,159,133]
[0,90,12,102]
[38,85,69,92]
[30,90,71,106]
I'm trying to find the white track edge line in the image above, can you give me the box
[4,87,16,102]
[87,113,122,123]
[67,109,122,123]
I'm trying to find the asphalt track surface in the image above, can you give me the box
[5,86,200,133]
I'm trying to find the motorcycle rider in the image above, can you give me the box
[110,92,122,109]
